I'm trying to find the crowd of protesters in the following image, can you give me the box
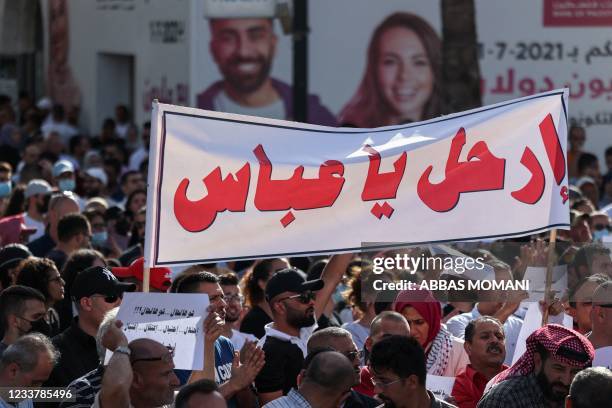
[1,92,612,408]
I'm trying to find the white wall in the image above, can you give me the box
[64,0,191,132]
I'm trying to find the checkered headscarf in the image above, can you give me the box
[494,324,594,384]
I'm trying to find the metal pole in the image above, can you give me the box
[292,0,308,122]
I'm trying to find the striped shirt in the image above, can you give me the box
[59,365,104,408]
[262,389,312,408]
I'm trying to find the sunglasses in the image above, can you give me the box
[278,291,316,305]
[343,350,365,362]
[593,224,611,231]
[91,294,122,303]
[131,347,175,365]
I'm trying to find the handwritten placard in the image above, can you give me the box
[593,347,612,370]
[105,292,209,370]
[427,375,455,401]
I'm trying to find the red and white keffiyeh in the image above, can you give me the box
[493,324,594,384]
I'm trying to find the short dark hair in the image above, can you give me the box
[464,316,503,343]
[57,213,90,243]
[61,249,106,299]
[606,146,612,158]
[0,285,45,330]
[176,272,219,294]
[174,379,218,408]
[577,152,599,174]
[16,257,58,301]
[370,335,426,385]
[120,170,141,186]
[568,367,612,408]
[219,272,239,286]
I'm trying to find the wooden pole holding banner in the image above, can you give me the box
[142,98,158,294]
[541,229,558,326]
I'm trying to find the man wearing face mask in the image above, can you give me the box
[0,285,47,354]
[46,213,91,271]
[22,179,53,242]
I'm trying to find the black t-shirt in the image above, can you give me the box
[240,305,272,339]
[47,248,68,271]
[45,318,99,389]
[255,336,304,395]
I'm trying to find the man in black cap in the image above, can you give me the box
[255,254,351,405]
[44,266,135,390]
[0,243,32,291]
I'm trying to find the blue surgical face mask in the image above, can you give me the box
[91,231,108,246]
[0,181,11,198]
[593,229,609,241]
[332,283,348,304]
[58,178,76,192]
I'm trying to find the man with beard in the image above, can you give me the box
[176,272,265,408]
[307,327,380,408]
[478,324,595,408]
[369,335,455,408]
[219,272,258,351]
[451,317,508,408]
[255,255,350,405]
[197,18,337,125]
[22,179,53,242]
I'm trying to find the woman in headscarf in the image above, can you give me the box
[394,288,469,376]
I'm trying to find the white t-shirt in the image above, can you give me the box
[230,329,258,351]
[213,90,285,120]
[22,212,46,242]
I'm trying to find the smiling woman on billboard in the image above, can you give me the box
[339,12,443,128]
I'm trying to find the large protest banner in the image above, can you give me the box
[144,89,569,267]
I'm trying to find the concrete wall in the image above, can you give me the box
[60,0,191,133]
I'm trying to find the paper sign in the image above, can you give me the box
[511,302,573,364]
[104,292,209,370]
[593,346,612,370]
[523,265,568,302]
[427,375,455,401]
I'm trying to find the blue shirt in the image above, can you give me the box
[175,336,236,407]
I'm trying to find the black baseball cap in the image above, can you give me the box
[0,244,32,273]
[72,266,136,301]
[265,268,324,302]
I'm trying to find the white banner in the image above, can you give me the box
[145,90,570,266]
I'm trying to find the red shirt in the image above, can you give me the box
[354,366,376,397]
[451,364,508,408]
